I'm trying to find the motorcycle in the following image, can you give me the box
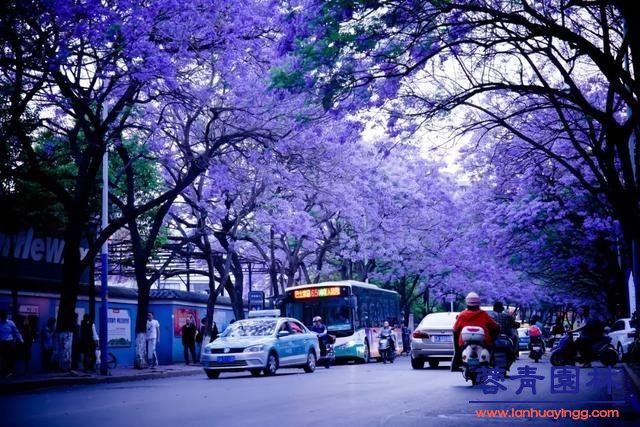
[528,335,545,362]
[378,331,395,364]
[317,342,335,368]
[546,333,562,349]
[460,326,491,385]
[550,332,617,367]
[493,334,515,373]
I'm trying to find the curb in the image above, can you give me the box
[0,367,202,395]
[622,363,640,393]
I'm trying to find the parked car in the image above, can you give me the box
[201,310,320,378]
[517,327,530,351]
[607,318,637,360]
[410,312,459,369]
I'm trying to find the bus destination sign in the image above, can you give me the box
[293,286,343,299]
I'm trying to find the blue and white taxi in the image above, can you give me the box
[201,310,320,378]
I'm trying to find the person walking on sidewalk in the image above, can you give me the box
[0,309,23,378]
[16,314,35,374]
[41,317,55,371]
[80,314,99,372]
[146,312,160,368]
[196,317,205,354]
[181,316,198,365]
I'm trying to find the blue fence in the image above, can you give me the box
[0,286,240,370]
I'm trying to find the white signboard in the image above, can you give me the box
[107,308,131,347]
[19,305,40,316]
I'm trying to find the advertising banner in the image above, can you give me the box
[174,308,200,337]
[107,308,131,347]
[0,228,90,285]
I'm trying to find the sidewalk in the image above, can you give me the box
[622,362,640,393]
[0,363,203,394]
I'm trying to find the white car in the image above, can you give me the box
[607,318,636,359]
[410,312,459,369]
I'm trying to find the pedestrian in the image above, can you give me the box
[146,312,160,368]
[0,309,24,378]
[196,317,205,353]
[181,316,198,365]
[16,315,35,374]
[211,320,219,342]
[41,317,55,371]
[80,314,99,372]
[401,325,411,356]
[71,312,81,370]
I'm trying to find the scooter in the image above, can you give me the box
[546,333,562,349]
[317,342,335,369]
[460,326,491,385]
[378,332,395,364]
[528,335,545,363]
[550,332,617,367]
[493,334,515,373]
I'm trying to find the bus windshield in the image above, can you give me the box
[286,297,353,337]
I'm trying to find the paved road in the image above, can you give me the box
[2,356,639,427]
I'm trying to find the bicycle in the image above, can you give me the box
[106,352,117,369]
[95,351,118,370]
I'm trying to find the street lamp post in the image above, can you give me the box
[99,106,109,375]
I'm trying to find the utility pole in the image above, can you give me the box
[99,105,109,375]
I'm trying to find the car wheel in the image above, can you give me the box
[205,370,220,379]
[428,360,439,369]
[250,369,262,377]
[264,352,278,376]
[303,350,317,373]
[411,356,424,369]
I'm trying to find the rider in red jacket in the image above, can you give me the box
[451,292,500,371]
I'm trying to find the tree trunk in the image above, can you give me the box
[135,333,147,368]
[201,238,225,356]
[134,278,152,369]
[52,331,73,371]
[54,217,84,371]
[269,227,279,297]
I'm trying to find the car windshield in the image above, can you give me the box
[220,319,277,337]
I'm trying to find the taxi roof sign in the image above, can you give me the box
[247,309,281,318]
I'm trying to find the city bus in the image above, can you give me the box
[281,280,402,362]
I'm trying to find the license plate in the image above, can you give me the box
[433,335,452,343]
[217,355,236,363]
[532,346,541,351]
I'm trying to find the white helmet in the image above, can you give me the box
[465,292,481,307]
[312,316,322,322]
